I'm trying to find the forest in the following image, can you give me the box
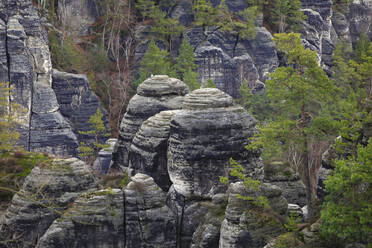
[0,0,371,247]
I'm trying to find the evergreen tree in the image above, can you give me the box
[250,33,338,219]
[321,140,372,246]
[136,40,174,86]
[204,79,217,88]
[183,69,200,91]
[237,81,274,122]
[193,0,218,29]
[174,38,198,79]
[354,33,370,62]
[270,0,305,33]
[78,108,110,161]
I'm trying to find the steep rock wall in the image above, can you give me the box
[0,0,108,156]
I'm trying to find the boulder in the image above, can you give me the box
[112,75,189,169]
[168,88,262,198]
[219,182,287,248]
[129,110,179,191]
[263,161,307,206]
[0,158,98,248]
[36,188,124,248]
[124,173,177,247]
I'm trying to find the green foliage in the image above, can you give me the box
[183,69,200,91]
[0,82,26,152]
[0,151,51,203]
[136,40,175,86]
[175,39,198,78]
[249,33,338,218]
[220,158,268,208]
[274,232,301,248]
[193,0,258,40]
[78,109,110,161]
[320,140,372,246]
[136,0,184,53]
[193,0,218,28]
[174,38,200,90]
[354,33,370,63]
[237,81,275,122]
[204,79,217,88]
[48,31,85,73]
[270,0,305,33]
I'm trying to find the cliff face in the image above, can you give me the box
[0,0,108,156]
[1,77,289,248]
[133,0,372,96]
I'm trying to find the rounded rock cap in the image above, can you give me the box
[137,75,189,97]
[182,88,234,110]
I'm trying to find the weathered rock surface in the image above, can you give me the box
[112,75,189,169]
[0,0,79,156]
[219,182,287,248]
[168,88,262,198]
[0,158,98,248]
[263,161,307,207]
[123,173,177,248]
[93,138,117,174]
[56,0,101,36]
[36,188,124,248]
[52,69,109,144]
[129,110,179,191]
[0,0,110,157]
[185,26,278,98]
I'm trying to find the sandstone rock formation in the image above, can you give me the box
[0,0,78,156]
[112,75,189,169]
[52,69,109,144]
[36,188,124,248]
[56,0,101,36]
[0,0,109,156]
[1,79,290,248]
[168,88,262,198]
[0,158,98,248]
[219,182,287,248]
[263,161,306,206]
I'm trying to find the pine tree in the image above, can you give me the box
[270,0,305,33]
[204,79,217,88]
[136,40,174,86]
[78,108,110,161]
[193,0,218,29]
[321,140,372,246]
[251,33,338,219]
[183,69,200,91]
[354,33,370,62]
[174,38,198,79]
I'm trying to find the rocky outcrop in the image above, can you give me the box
[219,182,287,248]
[56,0,101,36]
[123,174,177,248]
[263,161,306,207]
[112,75,189,169]
[188,27,278,97]
[52,69,109,144]
[129,110,179,191]
[0,0,109,157]
[168,88,262,198]
[0,0,79,156]
[93,138,117,174]
[0,158,98,248]
[36,188,124,248]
